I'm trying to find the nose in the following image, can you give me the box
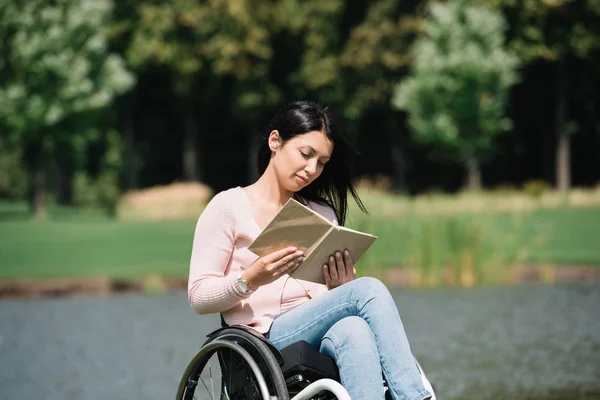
[305,160,317,176]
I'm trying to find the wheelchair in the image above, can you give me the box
[176,322,435,400]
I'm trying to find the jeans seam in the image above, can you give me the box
[321,335,347,391]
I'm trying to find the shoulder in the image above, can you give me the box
[213,187,244,206]
[201,187,243,219]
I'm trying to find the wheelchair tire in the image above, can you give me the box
[176,328,289,400]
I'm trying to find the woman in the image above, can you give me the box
[188,100,434,400]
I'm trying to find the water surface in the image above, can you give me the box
[0,283,598,399]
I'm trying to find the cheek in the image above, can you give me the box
[287,151,306,168]
[276,149,303,171]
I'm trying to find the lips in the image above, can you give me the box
[296,174,309,184]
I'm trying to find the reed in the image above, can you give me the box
[347,188,558,287]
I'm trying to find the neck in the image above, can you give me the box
[251,167,293,207]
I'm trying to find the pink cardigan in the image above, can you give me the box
[188,187,336,333]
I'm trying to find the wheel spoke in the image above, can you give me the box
[200,369,216,400]
[209,361,215,399]
[179,333,287,400]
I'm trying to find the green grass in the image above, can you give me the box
[349,207,600,268]
[514,207,600,265]
[0,200,599,280]
[0,201,196,279]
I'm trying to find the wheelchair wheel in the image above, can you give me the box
[176,328,289,400]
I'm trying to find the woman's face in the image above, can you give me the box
[269,130,334,192]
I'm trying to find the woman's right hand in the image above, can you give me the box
[242,247,304,290]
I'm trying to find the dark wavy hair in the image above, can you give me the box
[257,100,366,226]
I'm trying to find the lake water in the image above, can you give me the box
[0,283,598,399]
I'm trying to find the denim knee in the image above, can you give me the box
[351,276,391,299]
[320,316,377,352]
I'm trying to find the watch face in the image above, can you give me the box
[238,279,249,292]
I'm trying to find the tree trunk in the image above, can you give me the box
[389,111,408,193]
[555,62,570,193]
[247,130,260,184]
[465,155,482,191]
[182,108,200,182]
[28,144,47,218]
[51,159,73,205]
[390,144,408,194]
[124,115,139,190]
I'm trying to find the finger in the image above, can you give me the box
[264,247,298,263]
[279,254,302,272]
[323,264,332,288]
[282,257,302,275]
[328,255,338,281]
[274,250,303,269]
[335,251,346,280]
[343,250,354,278]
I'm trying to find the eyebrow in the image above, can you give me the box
[305,145,331,160]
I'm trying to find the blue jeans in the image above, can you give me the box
[266,277,431,400]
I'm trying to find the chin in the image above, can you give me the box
[287,178,306,192]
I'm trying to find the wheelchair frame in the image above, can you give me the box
[176,325,351,400]
[176,324,435,400]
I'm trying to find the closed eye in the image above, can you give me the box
[300,149,328,166]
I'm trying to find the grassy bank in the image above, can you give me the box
[349,206,600,285]
[1,192,599,285]
[350,188,600,285]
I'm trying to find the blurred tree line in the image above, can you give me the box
[1,0,599,217]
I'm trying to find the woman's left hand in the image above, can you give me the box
[323,249,356,290]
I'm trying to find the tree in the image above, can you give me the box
[340,0,425,191]
[486,0,600,192]
[392,0,519,190]
[119,0,275,183]
[0,0,135,217]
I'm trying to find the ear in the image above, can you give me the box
[268,130,282,152]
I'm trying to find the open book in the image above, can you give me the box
[248,198,377,284]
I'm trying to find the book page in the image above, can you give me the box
[248,199,332,257]
[291,226,377,284]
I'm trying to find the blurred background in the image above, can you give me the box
[0,0,599,399]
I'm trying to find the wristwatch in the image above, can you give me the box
[236,271,254,294]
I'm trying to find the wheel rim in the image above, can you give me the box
[178,340,273,400]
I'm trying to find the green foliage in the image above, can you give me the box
[73,130,124,213]
[0,139,28,199]
[277,0,345,102]
[123,0,275,106]
[392,0,519,163]
[341,0,425,120]
[485,0,600,62]
[0,0,134,214]
[396,213,536,286]
[0,0,596,208]
[523,180,550,199]
[0,0,135,145]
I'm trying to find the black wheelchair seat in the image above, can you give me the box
[210,324,340,383]
[280,340,340,383]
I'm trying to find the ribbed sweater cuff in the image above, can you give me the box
[189,273,252,314]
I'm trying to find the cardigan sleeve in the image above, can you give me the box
[188,193,250,315]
